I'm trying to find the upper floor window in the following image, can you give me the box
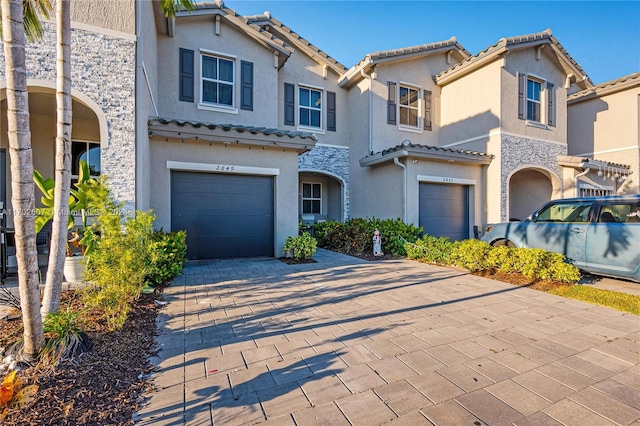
[399,85,420,127]
[387,82,432,132]
[299,87,322,129]
[201,54,234,107]
[527,78,542,122]
[72,140,100,182]
[518,72,555,127]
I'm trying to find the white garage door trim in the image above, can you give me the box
[167,160,280,176]
[417,174,476,185]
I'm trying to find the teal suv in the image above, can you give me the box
[481,195,640,282]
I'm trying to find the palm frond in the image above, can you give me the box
[161,0,195,18]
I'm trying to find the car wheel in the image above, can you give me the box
[492,239,515,248]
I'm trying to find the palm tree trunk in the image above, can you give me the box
[1,0,44,360]
[41,0,71,317]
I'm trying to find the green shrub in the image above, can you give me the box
[145,230,187,286]
[83,208,156,331]
[283,233,317,260]
[487,246,579,283]
[314,217,422,256]
[366,218,423,256]
[405,234,455,265]
[450,239,493,272]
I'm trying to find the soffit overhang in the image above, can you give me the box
[360,141,493,167]
[148,118,317,153]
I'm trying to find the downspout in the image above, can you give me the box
[574,166,590,197]
[394,157,407,223]
[135,0,141,211]
[361,69,373,153]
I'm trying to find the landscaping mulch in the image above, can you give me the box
[0,291,160,425]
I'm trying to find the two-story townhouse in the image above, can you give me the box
[139,1,325,259]
[434,29,594,224]
[564,72,639,196]
[0,1,137,265]
[244,13,350,223]
[338,39,493,241]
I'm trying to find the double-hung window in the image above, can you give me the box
[399,85,420,128]
[526,78,542,122]
[302,183,321,214]
[201,54,234,107]
[299,87,322,129]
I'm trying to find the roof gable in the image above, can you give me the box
[339,37,470,88]
[244,12,347,76]
[435,29,592,89]
[165,1,294,68]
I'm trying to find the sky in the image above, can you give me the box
[228,1,640,85]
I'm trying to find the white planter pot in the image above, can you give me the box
[64,256,87,282]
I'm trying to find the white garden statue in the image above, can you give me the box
[373,229,383,256]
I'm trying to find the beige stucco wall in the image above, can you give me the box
[277,48,348,146]
[155,15,279,126]
[367,54,452,153]
[136,0,161,211]
[568,87,640,194]
[71,0,135,34]
[149,139,300,257]
[439,59,502,148]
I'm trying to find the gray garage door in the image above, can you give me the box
[419,183,469,241]
[171,171,274,259]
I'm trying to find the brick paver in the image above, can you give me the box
[134,249,640,425]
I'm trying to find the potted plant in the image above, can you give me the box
[34,160,100,282]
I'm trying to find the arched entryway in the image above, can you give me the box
[298,170,345,223]
[1,85,105,269]
[508,168,557,221]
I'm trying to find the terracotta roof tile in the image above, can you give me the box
[568,71,640,101]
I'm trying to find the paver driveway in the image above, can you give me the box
[135,249,640,425]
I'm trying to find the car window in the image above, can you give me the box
[599,202,640,223]
[536,202,591,223]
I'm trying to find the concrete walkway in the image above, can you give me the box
[135,249,640,425]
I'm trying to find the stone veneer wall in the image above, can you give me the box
[500,134,566,221]
[0,22,136,209]
[298,144,350,219]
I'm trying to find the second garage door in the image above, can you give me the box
[419,182,469,241]
[171,171,274,259]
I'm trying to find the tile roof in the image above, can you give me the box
[148,118,316,152]
[435,29,592,87]
[366,37,470,64]
[339,37,470,87]
[568,71,640,102]
[360,140,493,167]
[245,12,347,75]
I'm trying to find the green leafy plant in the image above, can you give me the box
[40,307,91,364]
[145,230,187,286]
[405,234,455,265]
[33,160,105,256]
[450,239,494,272]
[283,233,317,260]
